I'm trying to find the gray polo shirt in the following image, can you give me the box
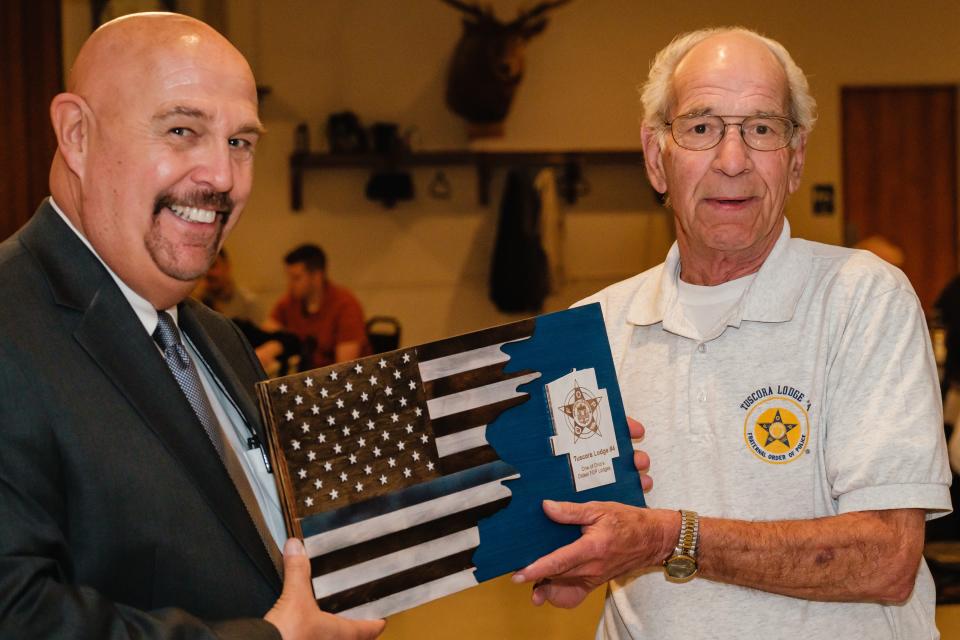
[580,221,951,639]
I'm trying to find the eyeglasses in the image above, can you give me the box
[666,114,798,151]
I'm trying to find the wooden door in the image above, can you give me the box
[842,86,957,315]
[0,0,62,240]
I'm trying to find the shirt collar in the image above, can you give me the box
[48,197,177,334]
[626,218,810,332]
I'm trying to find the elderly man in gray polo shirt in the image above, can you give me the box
[513,26,951,639]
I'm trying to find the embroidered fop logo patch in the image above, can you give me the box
[741,386,810,464]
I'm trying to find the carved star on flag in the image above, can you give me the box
[304,377,314,387]
[379,358,388,369]
[330,371,338,381]
[291,439,301,450]
[298,468,307,479]
[285,410,294,421]
[329,489,339,500]
[294,395,303,405]
[336,399,345,409]
[311,405,320,415]
[352,409,360,419]
[305,496,314,507]
[279,384,288,394]
[354,363,363,374]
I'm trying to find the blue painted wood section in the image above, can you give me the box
[473,303,645,581]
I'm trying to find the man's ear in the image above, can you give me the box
[50,93,90,180]
[641,126,669,195]
[787,131,808,195]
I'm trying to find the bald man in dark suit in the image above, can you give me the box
[0,13,382,640]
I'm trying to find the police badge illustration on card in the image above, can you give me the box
[546,368,619,491]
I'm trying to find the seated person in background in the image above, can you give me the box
[264,243,369,369]
[193,247,263,323]
[194,248,301,374]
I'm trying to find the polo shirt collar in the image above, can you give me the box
[626,218,811,333]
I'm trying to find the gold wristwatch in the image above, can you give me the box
[663,509,699,582]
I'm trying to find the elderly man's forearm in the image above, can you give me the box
[696,508,924,604]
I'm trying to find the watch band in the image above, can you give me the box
[674,509,699,559]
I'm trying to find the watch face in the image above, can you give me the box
[664,555,698,582]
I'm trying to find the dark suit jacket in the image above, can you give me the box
[0,202,283,639]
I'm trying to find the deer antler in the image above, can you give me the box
[510,0,572,28]
[440,0,486,19]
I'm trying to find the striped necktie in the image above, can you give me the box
[153,310,282,574]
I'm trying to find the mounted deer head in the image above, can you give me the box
[443,0,570,135]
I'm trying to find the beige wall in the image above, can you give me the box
[57,2,960,636]
[61,0,960,345]
[217,0,960,347]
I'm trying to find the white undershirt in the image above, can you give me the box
[49,198,286,547]
[677,272,756,339]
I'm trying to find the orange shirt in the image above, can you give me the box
[269,281,369,368]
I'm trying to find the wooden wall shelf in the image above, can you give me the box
[289,149,645,210]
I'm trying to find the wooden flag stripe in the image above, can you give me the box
[317,549,477,613]
[338,569,478,620]
[415,319,535,362]
[313,528,479,598]
[310,496,512,576]
[438,445,500,475]
[429,396,528,438]
[300,460,514,538]
[422,362,536,399]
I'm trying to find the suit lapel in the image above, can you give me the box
[21,202,281,589]
[179,303,270,450]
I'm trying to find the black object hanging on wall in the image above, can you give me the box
[489,169,550,313]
